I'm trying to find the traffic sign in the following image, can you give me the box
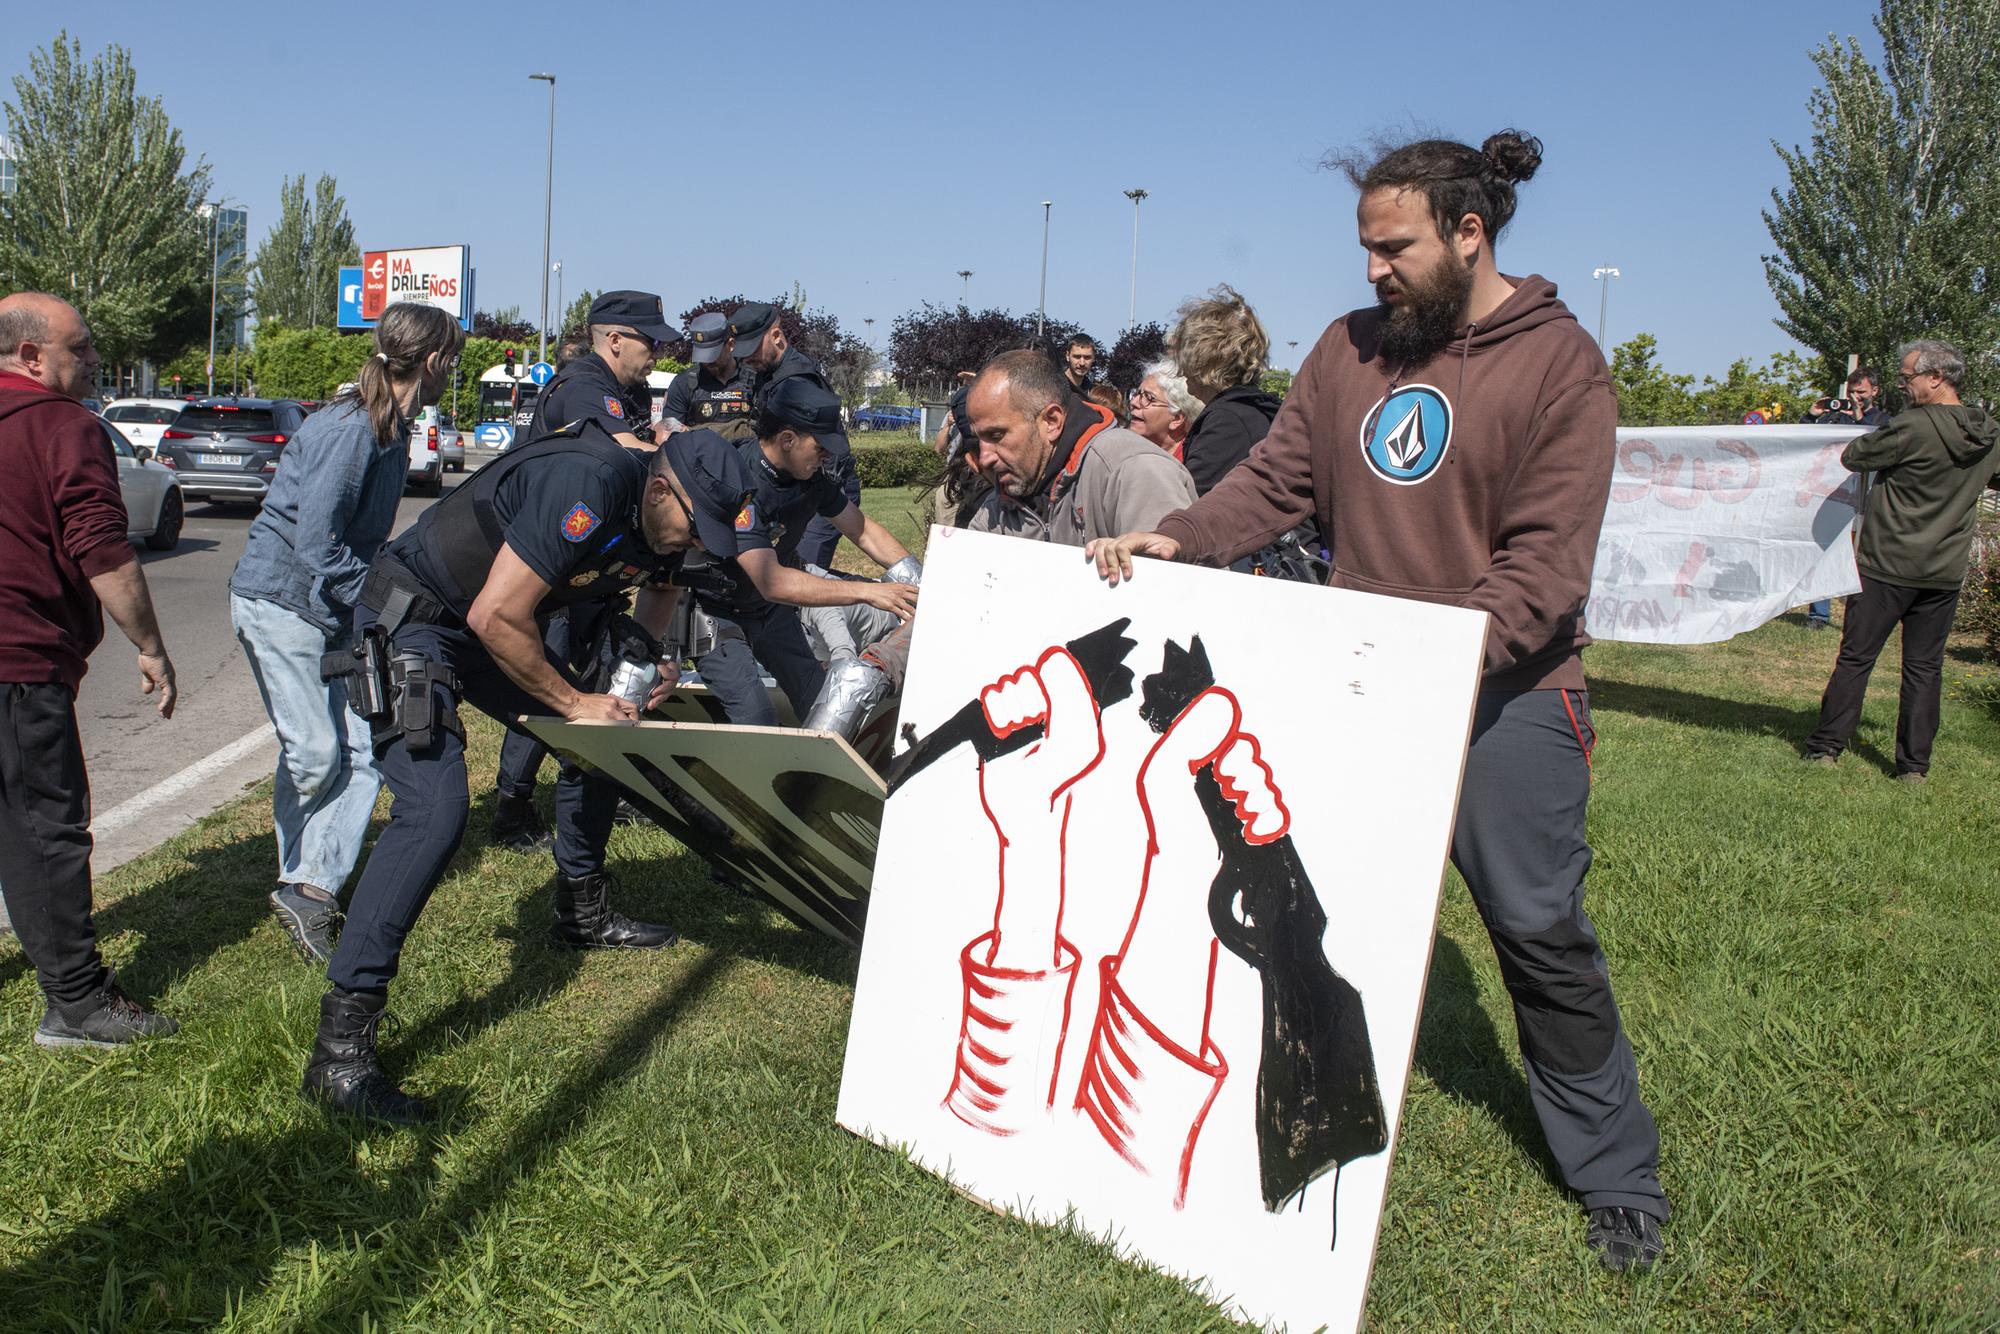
[528,361,554,386]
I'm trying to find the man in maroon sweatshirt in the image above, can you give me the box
[1090,132,1668,1271]
[0,292,180,1049]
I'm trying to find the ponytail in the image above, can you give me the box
[336,304,467,444]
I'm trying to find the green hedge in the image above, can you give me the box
[851,434,938,487]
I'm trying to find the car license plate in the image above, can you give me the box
[196,453,240,466]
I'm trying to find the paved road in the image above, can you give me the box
[73,461,484,875]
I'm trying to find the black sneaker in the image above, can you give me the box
[1585,1206,1664,1272]
[35,984,179,1049]
[271,884,343,964]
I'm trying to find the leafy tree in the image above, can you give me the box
[887,304,1093,399]
[557,288,598,346]
[472,308,536,344]
[248,174,358,330]
[1609,334,1700,426]
[1763,0,2000,394]
[1105,321,1167,391]
[0,35,210,363]
[1610,333,1824,425]
[252,325,376,400]
[1259,368,1294,399]
[822,333,877,407]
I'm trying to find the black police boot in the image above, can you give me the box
[551,872,678,950]
[490,792,552,854]
[300,987,428,1127]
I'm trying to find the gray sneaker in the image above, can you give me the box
[271,884,343,964]
[35,984,179,1049]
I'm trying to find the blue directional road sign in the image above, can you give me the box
[474,422,516,449]
[528,361,554,386]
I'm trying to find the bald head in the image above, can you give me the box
[0,293,99,401]
[967,350,1075,504]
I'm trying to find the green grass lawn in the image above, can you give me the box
[1,504,1995,1330]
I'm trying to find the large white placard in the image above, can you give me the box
[838,528,1488,1333]
[1587,425,1865,644]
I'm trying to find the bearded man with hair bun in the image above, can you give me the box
[1089,129,1672,1272]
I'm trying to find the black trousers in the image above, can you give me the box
[1805,575,1960,775]
[325,609,620,995]
[0,682,110,1005]
[1453,688,1668,1220]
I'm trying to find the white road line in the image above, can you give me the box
[92,723,277,838]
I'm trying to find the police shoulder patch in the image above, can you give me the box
[562,501,601,543]
[603,395,625,419]
[734,502,757,531]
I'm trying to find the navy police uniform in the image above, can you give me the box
[664,311,756,440]
[687,434,850,725]
[491,292,679,829]
[328,421,746,996]
[729,302,862,569]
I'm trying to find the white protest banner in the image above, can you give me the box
[1587,426,1866,644]
[838,528,1488,1333]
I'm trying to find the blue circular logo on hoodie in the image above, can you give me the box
[1359,384,1453,485]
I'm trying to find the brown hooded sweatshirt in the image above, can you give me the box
[1154,275,1614,692]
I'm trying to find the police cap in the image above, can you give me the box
[687,312,729,365]
[587,290,683,343]
[728,301,779,358]
[761,377,843,438]
[662,428,753,555]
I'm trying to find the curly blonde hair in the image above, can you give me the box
[1167,284,1269,392]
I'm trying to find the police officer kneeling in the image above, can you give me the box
[307,422,749,1125]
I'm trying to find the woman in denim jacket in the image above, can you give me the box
[228,304,464,962]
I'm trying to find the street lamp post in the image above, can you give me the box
[201,201,227,398]
[552,260,563,347]
[1037,200,1052,339]
[957,269,973,304]
[1592,266,1621,349]
[530,72,557,364]
[1122,188,1148,330]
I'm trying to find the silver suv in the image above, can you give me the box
[156,398,308,505]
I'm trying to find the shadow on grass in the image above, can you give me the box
[1590,676,1898,773]
[1412,931,1564,1192]
[0,950,733,1326]
[0,827,279,1004]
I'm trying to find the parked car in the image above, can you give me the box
[100,397,190,455]
[102,420,184,551]
[154,397,308,506]
[851,404,921,431]
[407,406,447,495]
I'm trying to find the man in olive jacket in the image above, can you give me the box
[1804,339,2000,780]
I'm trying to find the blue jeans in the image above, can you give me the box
[1808,599,1831,625]
[231,594,381,896]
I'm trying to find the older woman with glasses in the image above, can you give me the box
[1127,359,1203,460]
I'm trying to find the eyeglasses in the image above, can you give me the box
[612,328,663,355]
[664,475,698,538]
[1130,387,1171,409]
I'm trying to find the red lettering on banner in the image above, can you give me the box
[1672,541,1708,599]
[1613,438,1762,509]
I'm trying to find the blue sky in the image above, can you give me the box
[8,1,1883,380]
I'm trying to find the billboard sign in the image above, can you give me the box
[355,245,472,330]
[336,266,374,330]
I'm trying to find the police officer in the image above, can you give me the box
[685,378,919,726]
[488,291,682,851]
[662,312,756,440]
[528,289,676,445]
[306,424,749,1125]
[729,301,863,568]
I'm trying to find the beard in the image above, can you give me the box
[1374,255,1475,368]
